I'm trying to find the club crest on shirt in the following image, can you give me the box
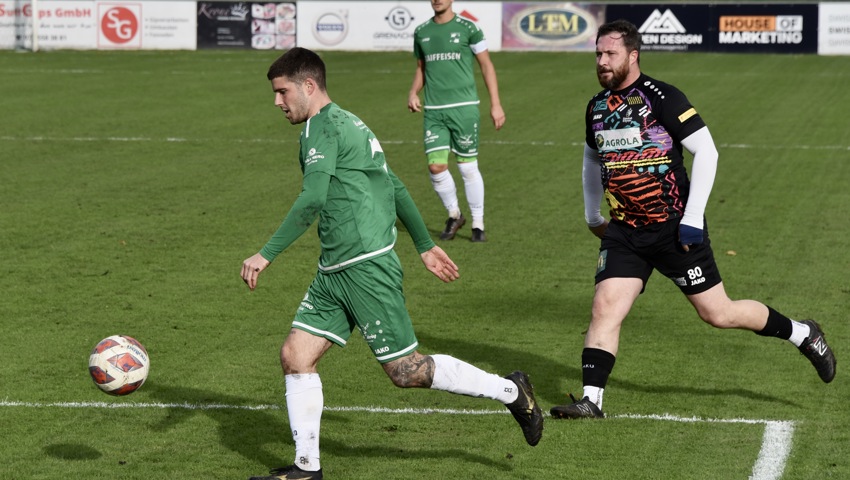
[304,147,325,166]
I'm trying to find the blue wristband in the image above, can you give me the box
[679,224,704,245]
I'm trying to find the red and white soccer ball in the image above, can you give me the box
[88,335,150,396]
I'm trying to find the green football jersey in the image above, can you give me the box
[413,14,486,109]
[300,103,397,273]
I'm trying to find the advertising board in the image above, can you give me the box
[713,3,817,53]
[296,1,501,52]
[0,0,195,50]
[0,0,96,49]
[502,2,603,51]
[818,2,850,55]
[98,1,196,50]
[606,5,711,52]
[197,2,295,50]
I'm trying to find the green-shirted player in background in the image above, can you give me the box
[408,0,504,243]
[242,48,542,480]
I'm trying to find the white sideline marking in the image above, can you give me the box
[0,135,552,146]
[1,401,794,478]
[1,135,848,151]
[750,421,795,480]
[594,413,795,480]
[0,400,506,415]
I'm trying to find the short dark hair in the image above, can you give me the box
[267,47,327,91]
[597,19,641,60]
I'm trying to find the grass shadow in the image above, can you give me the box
[43,443,102,460]
[142,383,511,473]
[414,331,800,409]
[144,383,288,467]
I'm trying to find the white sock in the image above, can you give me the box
[429,170,459,217]
[583,386,604,409]
[430,354,518,404]
[457,161,484,228]
[285,374,323,471]
[788,319,811,347]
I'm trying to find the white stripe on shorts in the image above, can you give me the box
[424,100,480,109]
[376,341,418,362]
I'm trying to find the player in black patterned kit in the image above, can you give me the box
[550,20,836,420]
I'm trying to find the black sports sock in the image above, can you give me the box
[754,306,793,340]
[581,348,616,388]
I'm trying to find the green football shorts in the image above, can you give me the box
[292,251,419,363]
[423,105,480,161]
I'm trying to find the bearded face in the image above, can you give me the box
[597,58,631,90]
[595,33,637,91]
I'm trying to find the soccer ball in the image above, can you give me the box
[88,335,150,396]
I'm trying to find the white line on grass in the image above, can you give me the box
[0,400,505,415]
[1,135,848,151]
[619,414,795,480]
[750,421,795,480]
[3,400,794,478]
[0,135,553,146]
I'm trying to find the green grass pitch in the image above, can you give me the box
[1,48,848,479]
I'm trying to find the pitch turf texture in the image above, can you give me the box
[1,49,848,480]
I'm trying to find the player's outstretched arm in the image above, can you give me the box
[408,59,425,113]
[420,246,459,283]
[385,162,458,282]
[475,50,504,130]
[241,172,330,290]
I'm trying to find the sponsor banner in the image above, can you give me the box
[296,1,501,52]
[0,1,28,49]
[606,5,711,52]
[0,0,96,50]
[97,1,196,50]
[0,1,29,49]
[197,2,295,50]
[607,3,817,54]
[501,2,604,51]
[98,3,141,48]
[0,0,194,50]
[137,1,196,50]
[819,3,850,55]
[713,3,817,53]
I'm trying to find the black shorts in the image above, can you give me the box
[595,219,722,295]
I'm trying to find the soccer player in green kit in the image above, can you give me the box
[408,0,504,242]
[242,48,542,480]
